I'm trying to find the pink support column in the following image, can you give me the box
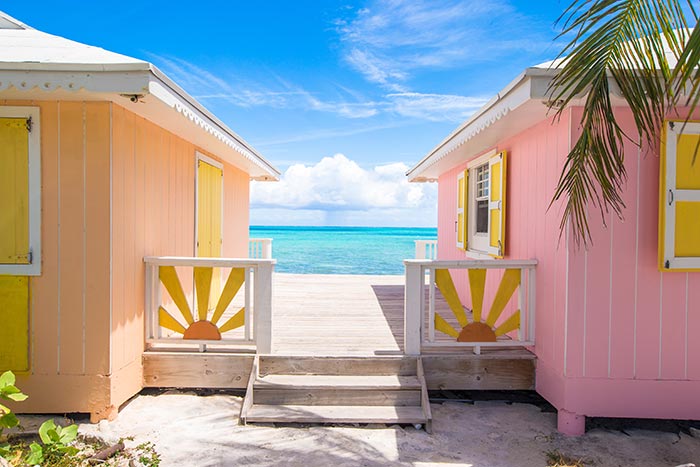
[557,409,585,436]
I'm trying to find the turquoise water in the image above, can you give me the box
[249,226,437,275]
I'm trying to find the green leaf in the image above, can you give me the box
[38,419,57,444]
[5,391,28,402]
[0,372,15,389]
[0,412,19,429]
[26,442,43,465]
[0,442,11,459]
[0,403,9,415]
[58,424,78,444]
[58,445,79,456]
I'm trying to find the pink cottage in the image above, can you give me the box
[406,59,700,435]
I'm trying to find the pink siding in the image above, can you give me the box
[437,111,570,385]
[437,105,700,420]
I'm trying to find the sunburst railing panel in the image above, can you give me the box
[404,259,536,355]
[144,256,275,353]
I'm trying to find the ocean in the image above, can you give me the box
[249,226,437,275]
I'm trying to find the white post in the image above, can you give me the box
[254,262,274,354]
[414,240,426,259]
[528,266,536,344]
[262,239,272,259]
[404,261,423,355]
[428,267,435,343]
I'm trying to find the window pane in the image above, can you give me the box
[476,199,488,233]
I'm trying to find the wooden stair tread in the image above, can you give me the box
[244,404,426,424]
[255,374,421,390]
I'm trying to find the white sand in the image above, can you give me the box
[73,391,700,467]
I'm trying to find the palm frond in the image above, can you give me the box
[548,0,691,246]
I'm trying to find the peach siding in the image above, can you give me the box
[1,100,112,413]
[436,105,700,420]
[110,104,250,402]
[2,100,251,416]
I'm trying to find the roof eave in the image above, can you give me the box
[407,67,555,182]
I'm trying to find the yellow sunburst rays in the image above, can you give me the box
[433,268,521,342]
[157,266,247,340]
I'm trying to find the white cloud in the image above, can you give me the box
[251,154,436,226]
[336,0,554,88]
[387,92,488,121]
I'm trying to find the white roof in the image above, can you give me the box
[408,30,690,181]
[0,11,279,180]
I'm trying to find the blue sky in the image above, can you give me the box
[6,1,566,227]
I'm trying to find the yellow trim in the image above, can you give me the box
[159,266,194,325]
[435,269,468,327]
[435,313,459,338]
[494,310,520,337]
[0,118,30,265]
[659,120,700,272]
[485,268,520,327]
[467,268,486,323]
[158,306,187,334]
[218,307,246,333]
[489,151,507,258]
[0,276,29,372]
[211,268,245,325]
[194,267,213,321]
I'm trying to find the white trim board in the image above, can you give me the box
[0,105,41,276]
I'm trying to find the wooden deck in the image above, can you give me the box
[143,273,536,391]
[273,273,407,355]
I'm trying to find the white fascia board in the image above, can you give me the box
[407,70,554,182]
[0,68,150,94]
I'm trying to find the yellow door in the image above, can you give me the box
[0,117,31,371]
[197,159,223,257]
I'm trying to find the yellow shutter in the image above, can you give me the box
[197,159,223,258]
[456,170,467,250]
[0,118,30,264]
[0,276,30,371]
[659,121,700,271]
[488,151,507,258]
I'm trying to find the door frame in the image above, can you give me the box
[194,151,224,257]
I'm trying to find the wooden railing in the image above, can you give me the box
[249,238,273,259]
[144,256,275,353]
[414,240,437,259]
[404,259,536,355]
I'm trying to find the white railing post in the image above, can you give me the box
[254,261,274,354]
[249,238,273,259]
[261,239,272,259]
[404,260,425,355]
[414,240,437,260]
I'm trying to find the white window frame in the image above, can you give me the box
[194,151,224,257]
[0,106,41,276]
[466,150,496,257]
[662,121,700,270]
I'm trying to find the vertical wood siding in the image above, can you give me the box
[567,106,700,382]
[110,104,250,379]
[0,100,112,381]
[437,111,570,382]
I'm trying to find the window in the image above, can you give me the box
[0,106,41,275]
[455,150,507,258]
[659,121,700,271]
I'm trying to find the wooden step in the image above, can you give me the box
[254,374,421,390]
[258,355,418,376]
[253,388,420,406]
[243,404,427,425]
